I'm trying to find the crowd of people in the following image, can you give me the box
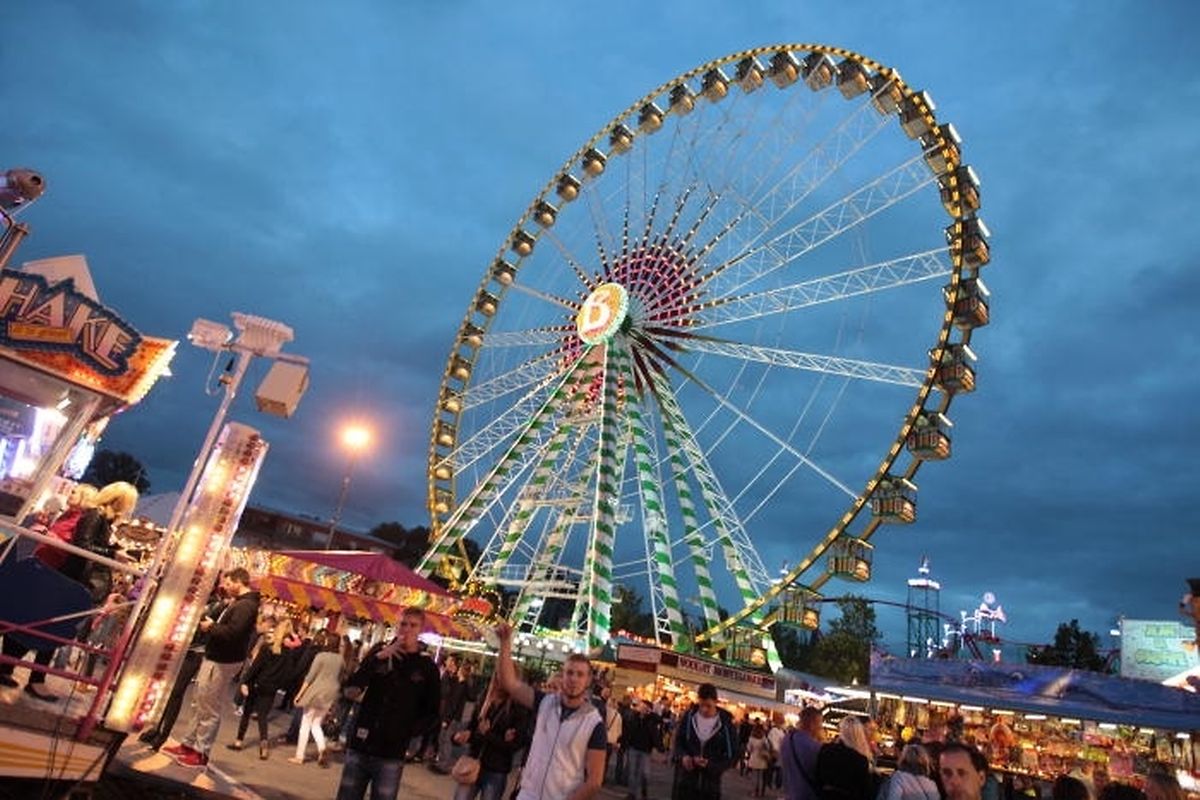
[1,507,1190,800]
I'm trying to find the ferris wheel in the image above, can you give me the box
[417,44,990,666]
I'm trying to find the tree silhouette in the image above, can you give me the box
[1026,619,1108,672]
[81,449,150,493]
[611,584,655,639]
[807,595,881,684]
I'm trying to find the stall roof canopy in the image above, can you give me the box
[276,550,449,596]
[871,655,1200,731]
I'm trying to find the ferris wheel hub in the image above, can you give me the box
[576,282,629,345]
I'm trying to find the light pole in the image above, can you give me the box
[324,423,371,550]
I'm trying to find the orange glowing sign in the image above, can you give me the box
[576,282,628,345]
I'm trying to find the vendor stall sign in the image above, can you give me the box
[0,270,141,376]
[1119,618,1199,683]
[662,652,776,692]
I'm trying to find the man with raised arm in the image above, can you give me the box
[495,621,606,800]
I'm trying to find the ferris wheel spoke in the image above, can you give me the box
[486,390,600,577]
[652,374,774,600]
[509,434,596,630]
[577,346,629,648]
[655,401,725,636]
[462,350,566,411]
[691,247,952,329]
[626,386,689,646]
[443,377,564,481]
[483,328,570,348]
[692,89,890,270]
[420,353,593,572]
[699,153,937,298]
[685,370,860,501]
[684,339,927,389]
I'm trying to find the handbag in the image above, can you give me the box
[451,753,481,785]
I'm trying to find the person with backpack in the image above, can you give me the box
[780,706,824,800]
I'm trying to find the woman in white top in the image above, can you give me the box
[745,722,771,797]
[290,630,343,766]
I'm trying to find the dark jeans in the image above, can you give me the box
[236,690,277,742]
[0,635,51,685]
[336,749,405,800]
[143,650,203,744]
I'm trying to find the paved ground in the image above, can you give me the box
[0,664,780,799]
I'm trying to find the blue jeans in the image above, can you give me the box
[336,749,405,800]
[453,769,510,800]
[627,749,650,798]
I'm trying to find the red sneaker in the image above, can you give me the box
[162,743,196,757]
[173,749,208,769]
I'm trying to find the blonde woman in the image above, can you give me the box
[229,618,299,759]
[290,630,343,766]
[64,481,137,602]
[815,717,876,800]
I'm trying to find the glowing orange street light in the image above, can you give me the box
[325,422,373,550]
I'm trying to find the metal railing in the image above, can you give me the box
[0,518,154,740]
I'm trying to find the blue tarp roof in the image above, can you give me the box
[870,655,1200,731]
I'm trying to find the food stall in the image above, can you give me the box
[869,655,1200,791]
[612,642,792,723]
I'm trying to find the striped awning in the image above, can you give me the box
[256,574,479,639]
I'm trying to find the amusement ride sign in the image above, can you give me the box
[0,269,141,376]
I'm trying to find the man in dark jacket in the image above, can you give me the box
[623,698,662,800]
[336,606,440,800]
[671,683,738,800]
[138,591,227,750]
[165,568,260,768]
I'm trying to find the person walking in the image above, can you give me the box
[621,698,661,800]
[137,591,227,750]
[494,621,606,800]
[881,745,940,800]
[670,683,738,800]
[164,568,260,769]
[451,679,532,800]
[780,706,823,800]
[335,607,441,800]
[745,722,771,798]
[290,630,343,766]
[227,618,300,759]
[602,689,623,784]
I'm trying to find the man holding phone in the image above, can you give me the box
[670,683,738,800]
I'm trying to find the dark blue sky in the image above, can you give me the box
[2,1,1197,651]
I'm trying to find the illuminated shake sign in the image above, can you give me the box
[0,270,141,376]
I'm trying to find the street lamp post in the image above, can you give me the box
[324,423,371,550]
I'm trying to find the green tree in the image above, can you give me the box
[1026,619,1108,672]
[807,595,880,684]
[771,623,816,671]
[82,449,150,493]
[611,584,655,639]
[367,522,430,566]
